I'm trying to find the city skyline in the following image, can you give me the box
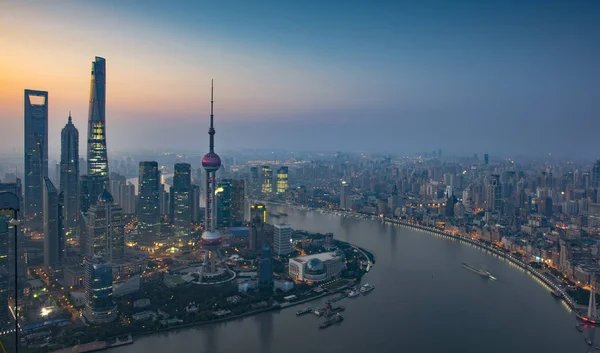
[1,0,599,158]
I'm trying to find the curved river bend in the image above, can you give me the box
[111,205,590,353]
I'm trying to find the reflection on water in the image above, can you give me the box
[256,312,274,353]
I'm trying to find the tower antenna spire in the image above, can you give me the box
[209,79,215,153]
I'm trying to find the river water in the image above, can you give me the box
[111,205,592,353]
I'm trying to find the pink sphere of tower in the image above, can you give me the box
[202,152,221,172]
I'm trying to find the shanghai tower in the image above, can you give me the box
[86,57,109,207]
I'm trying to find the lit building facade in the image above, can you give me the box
[276,166,288,193]
[86,57,110,207]
[24,89,49,230]
[84,190,124,264]
[60,113,79,235]
[288,251,346,284]
[261,166,273,194]
[216,179,233,229]
[172,163,192,232]
[0,217,8,325]
[250,203,267,224]
[84,256,117,324]
[137,161,161,236]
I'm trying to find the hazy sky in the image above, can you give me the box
[1,0,598,158]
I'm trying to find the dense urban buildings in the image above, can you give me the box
[23,89,48,231]
[60,113,79,235]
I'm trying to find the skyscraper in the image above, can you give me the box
[250,203,267,224]
[276,166,288,194]
[261,166,273,194]
[231,180,245,226]
[84,190,124,264]
[60,113,79,235]
[216,179,233,229]
[43,178,63,269]
[592,160,600,189]
[486,174,502,213]
[119,182,136,214]
[0,181,25,287]
[273,224,293,256]
[340,181,350,209]
[0,216,9,326]
[171,163,192,232]
[86,57,110,207]
[84,255,117,324]
[258,242,273,289]
[190,184,200,223]
[24,89,48,230]
[137,162,160,237]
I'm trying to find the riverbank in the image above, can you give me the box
[278,202,578,311]
[104,279,355,351]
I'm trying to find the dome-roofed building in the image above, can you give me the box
[288,252,346,284]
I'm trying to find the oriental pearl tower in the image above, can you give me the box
[200,80,222,274]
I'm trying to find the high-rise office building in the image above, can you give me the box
[84,190,124,264]
[340,181,350,209]
[171,163,192,231]
[593,160,600,189]
[137,162,160,236]
[216,179,233,229]
[159,184,170,216]
[276,166,288,193]
[250,166,259,194]
[86,57,110,207]
[43,178,63,269]
[190,184,200,223]
[258,242,273,289]
[0,216,9,326]
[486,174,502,213]
[231,180,245,226]
[261,166,273,194]
[24,89,49,230]
[484,153,489,165]
[109,172,126,206]
[250,203,267,224]
[119,182,136,214]
[0,181,25,287]
[60,113,79,235]
[273,224,293,256]
[84,255,117,324]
